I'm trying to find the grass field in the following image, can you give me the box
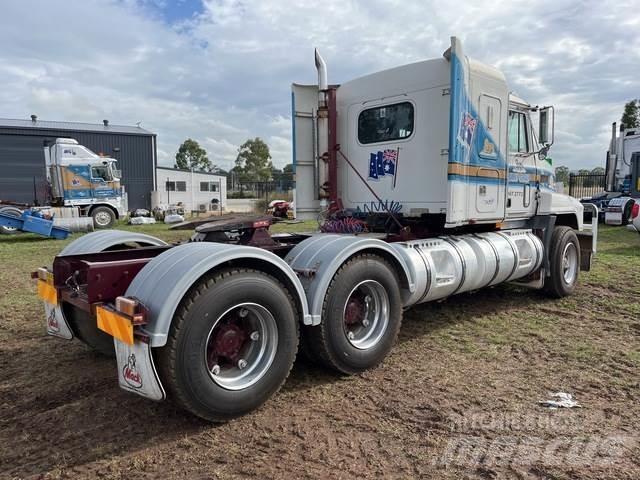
[0,222,638,479]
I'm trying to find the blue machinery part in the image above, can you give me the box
[0,210,70,239]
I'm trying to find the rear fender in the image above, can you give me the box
[125,242,311,347]
[59,230,167,256]
[284,234,416,325]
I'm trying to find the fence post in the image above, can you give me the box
[569,173,574,197]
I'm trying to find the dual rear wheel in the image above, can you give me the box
[157,269,300,422]
[303,254,403,374]
[159,256,403,421]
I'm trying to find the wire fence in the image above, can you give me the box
[568,173,606,199]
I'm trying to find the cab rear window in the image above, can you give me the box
[358,102,414,144]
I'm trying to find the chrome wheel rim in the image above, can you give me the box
[94,211,112,226]
[343,280,389,350]
[562,242,578,284]
[205,302,278,391]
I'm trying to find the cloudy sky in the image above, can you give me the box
[2,0,638,171]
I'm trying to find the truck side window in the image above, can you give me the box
[358,102,414,144]
[91,165,111,181]
[508,111,529,153]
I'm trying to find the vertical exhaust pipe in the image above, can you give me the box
[314,48,329,200]
[314,48,328,91]
[606,122,617,191]
[44,140,64,201]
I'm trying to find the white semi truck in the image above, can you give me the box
[0,138,126,233]
[595,123,640,225]
[34,37,597,422]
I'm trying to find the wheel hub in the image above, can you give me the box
[204,303,278,391]
[342,280,390,350]
[211,323,247,362]
[561,242,578,284]
[344,296,365,325]
[95,212,111,226]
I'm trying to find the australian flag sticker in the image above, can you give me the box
[458,112,477,148]
[368,149,398,185]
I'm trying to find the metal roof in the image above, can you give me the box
[157,165,227,177]
[0,117,155,136]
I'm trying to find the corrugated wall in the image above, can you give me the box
[0,127,155,210]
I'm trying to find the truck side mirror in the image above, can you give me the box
[539,106,554,146]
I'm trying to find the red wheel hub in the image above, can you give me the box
[208,323,247,366]
[344,294,365,325]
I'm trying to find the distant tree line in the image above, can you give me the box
[173,137,293,189]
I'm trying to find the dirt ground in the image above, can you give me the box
[1,223,639,479]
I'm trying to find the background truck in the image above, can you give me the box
[34,37,597,422]
[581,122,640,225]
[0,137,126,233]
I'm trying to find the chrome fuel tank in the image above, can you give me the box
[391,230,543,306]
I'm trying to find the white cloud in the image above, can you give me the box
[0,0,638,173]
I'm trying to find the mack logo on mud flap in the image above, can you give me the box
[123,353,143,389]
[47,308,59,333]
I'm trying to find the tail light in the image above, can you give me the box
[33,267,54,284]
[115,296,147,325]
[632,202,639,219]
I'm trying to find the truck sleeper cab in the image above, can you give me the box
[46,138,126,228]
[34,37,597,422]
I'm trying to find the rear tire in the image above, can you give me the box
[304,254,402,375]
[63,303,115,356]
[91,206,116,229]
[156,269,299,422]
[0,206,22,235]
[544,226,581,298]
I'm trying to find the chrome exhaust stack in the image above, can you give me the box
[314,48,329,201]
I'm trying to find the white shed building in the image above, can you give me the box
[153,166,227,213]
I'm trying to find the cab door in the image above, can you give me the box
[506,110,537,218]
[470,94,505,220]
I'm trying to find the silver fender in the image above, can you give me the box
[53,230,167,343]
[125,242,312,347]
[284,234,416,325]
[59,229,167,256]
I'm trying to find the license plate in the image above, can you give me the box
[37,279,57,305]
[96,305,133,345]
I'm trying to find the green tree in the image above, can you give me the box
[234,138,273,182]
[175,138,211,171]
[555,165,570,186]
[621,100,639,129]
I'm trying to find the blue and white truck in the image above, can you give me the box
[0,138,126,234]
[33,37,597,422]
